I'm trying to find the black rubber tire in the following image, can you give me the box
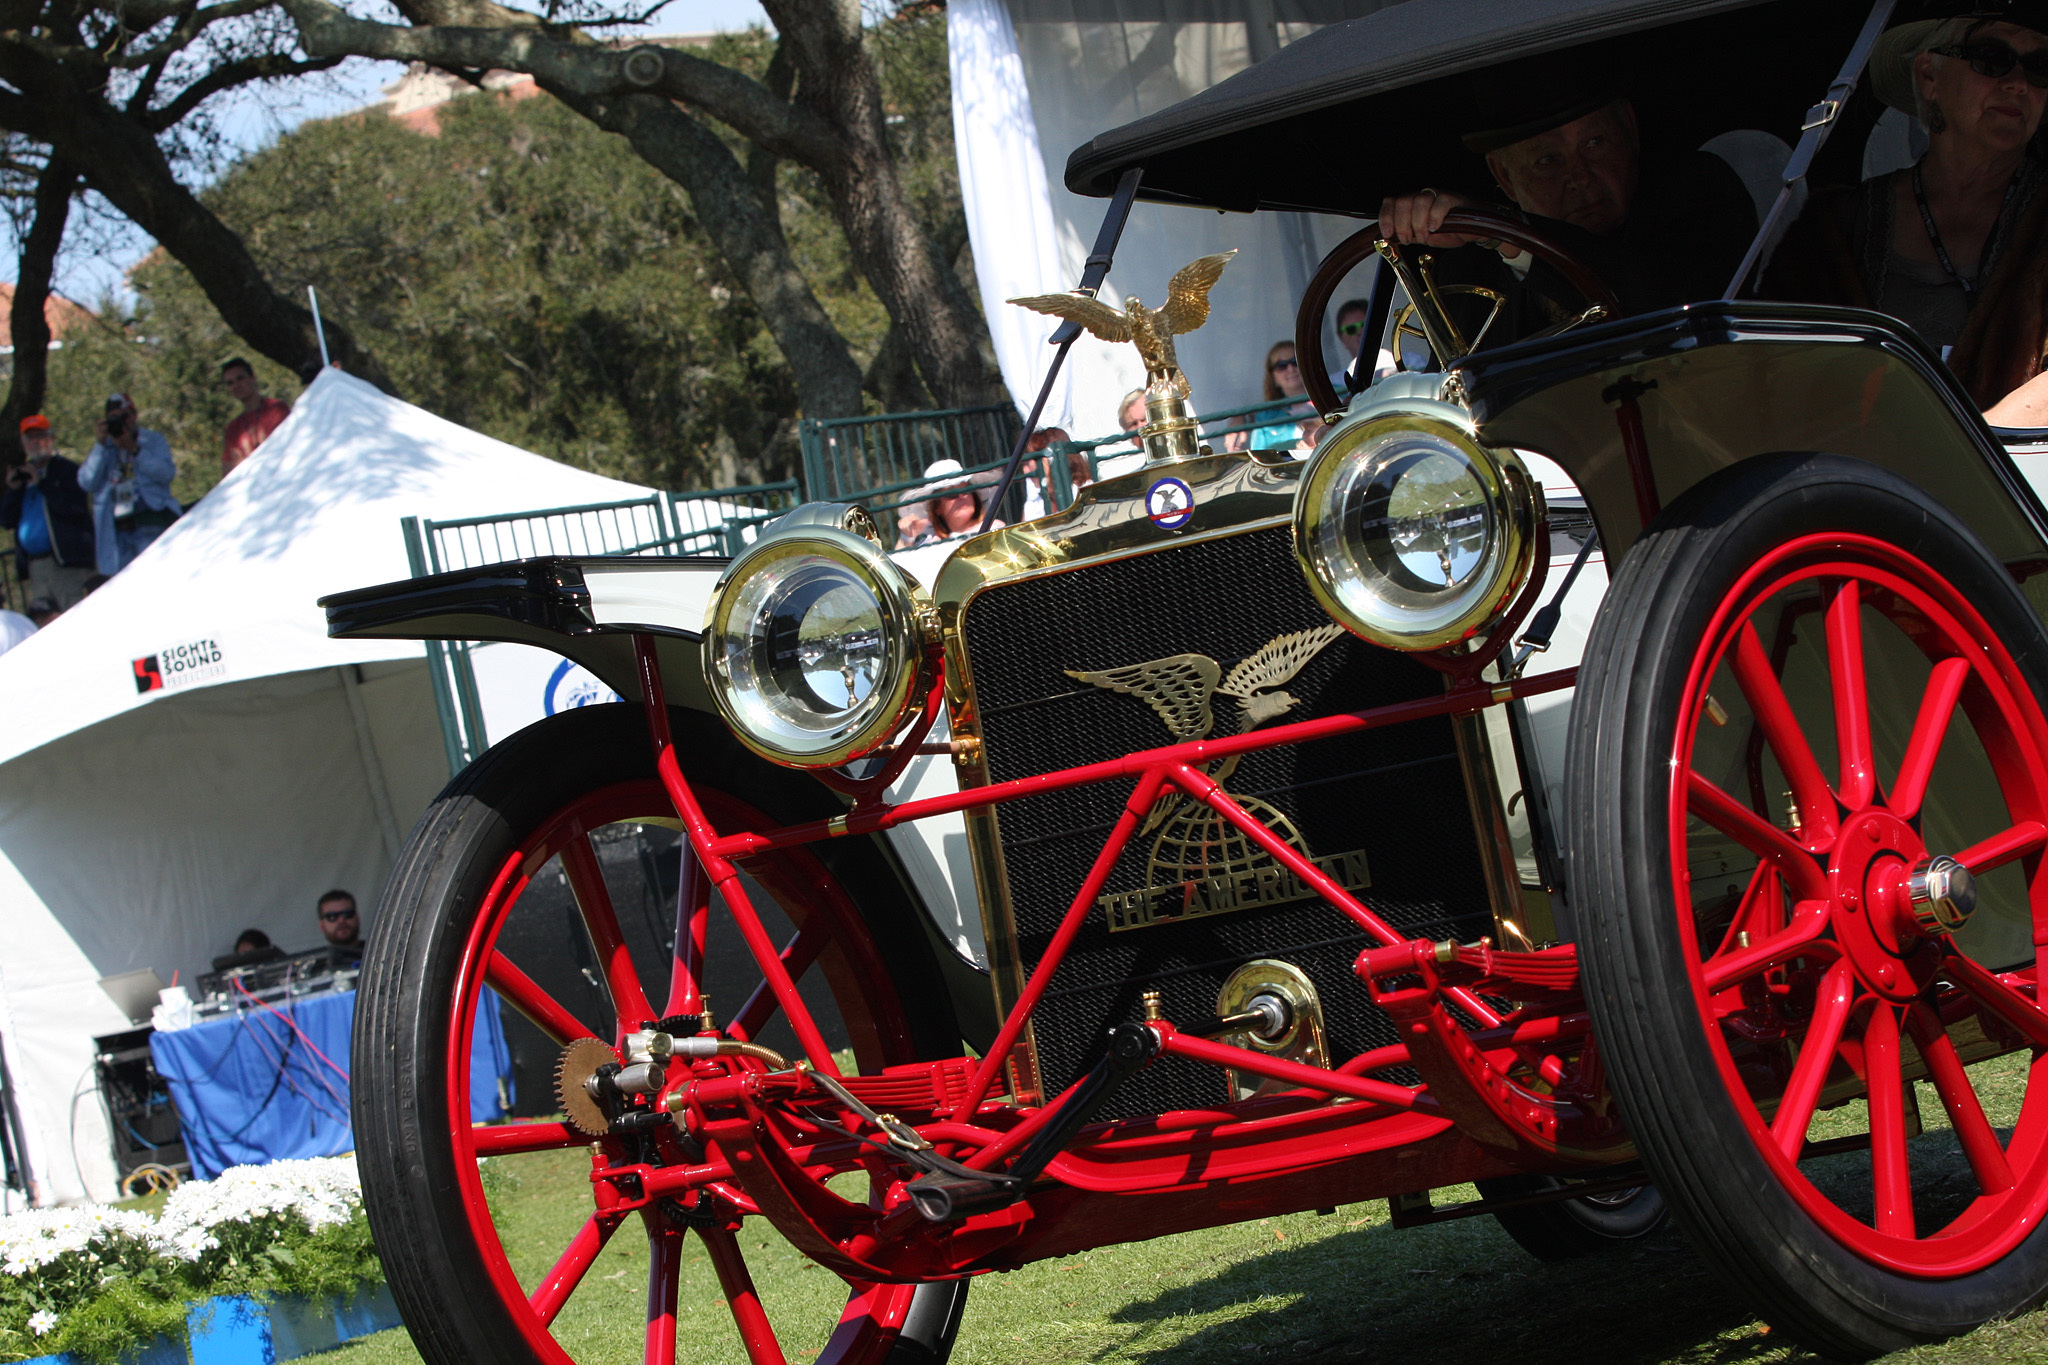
[1565,451,2048,1358]
[1477,1175,1668,1261]
[352,703,969,1365]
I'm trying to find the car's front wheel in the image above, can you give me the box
[1567,452,2048,1357]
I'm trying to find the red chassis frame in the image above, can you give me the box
[447,635,1640,1286]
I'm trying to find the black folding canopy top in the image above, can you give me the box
[1064,0,1900,216]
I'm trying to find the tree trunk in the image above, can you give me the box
[0,154,75,465]
[764,0,1004,412]
[540,81,866,421]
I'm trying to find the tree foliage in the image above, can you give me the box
[42,59,945,503]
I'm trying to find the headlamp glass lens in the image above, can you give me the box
[705,527,929,769]
[726,557,888,740]
[1297,414,1533,651]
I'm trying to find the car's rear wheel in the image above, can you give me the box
[1567,452,2048,1357]
[354,704,969,1365]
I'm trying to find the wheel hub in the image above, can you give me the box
[1828,810,1946,1002]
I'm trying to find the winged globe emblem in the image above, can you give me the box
[1010,251,1236,464]
[1064,626,1371,932]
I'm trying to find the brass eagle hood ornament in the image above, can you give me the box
[1009,250,1236,466]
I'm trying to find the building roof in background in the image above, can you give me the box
[0,283,95,343]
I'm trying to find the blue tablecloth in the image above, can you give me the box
[151,988,514,1179]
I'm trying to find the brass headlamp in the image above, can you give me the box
[701,505,932,768]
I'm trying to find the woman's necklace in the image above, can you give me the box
[1912,162,2023,293]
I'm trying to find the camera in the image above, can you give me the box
[104,413,128,440]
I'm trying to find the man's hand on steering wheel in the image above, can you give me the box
[1376,188,1525,258]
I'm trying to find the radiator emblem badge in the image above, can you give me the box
[1064,625,1371,931]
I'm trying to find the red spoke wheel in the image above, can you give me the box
[1567,453,2048,1358]
[354,704,969,1365]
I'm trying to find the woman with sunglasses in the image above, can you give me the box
[1224,341,1317,453]
[1768,7,2048,417]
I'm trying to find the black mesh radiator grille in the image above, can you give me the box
[960,522,1497,1119]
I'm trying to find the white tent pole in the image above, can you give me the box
[340,665,403,863]
[307,286,331,370]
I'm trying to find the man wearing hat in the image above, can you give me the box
[1767,3,2048,419]
[79,392,180,575]
[0,414,96,609]
[1378,67,1758,337]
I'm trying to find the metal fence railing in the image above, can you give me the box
[668,480,801,556]
[800,405,1023,504]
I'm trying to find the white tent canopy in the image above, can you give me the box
[0,370,655,1206]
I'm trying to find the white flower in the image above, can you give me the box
[28,1309,57,1336]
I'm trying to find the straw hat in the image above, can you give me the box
[916,458,999,505]
[1870,3,2048,116]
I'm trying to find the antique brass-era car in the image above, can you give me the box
[321,0,2048,1359]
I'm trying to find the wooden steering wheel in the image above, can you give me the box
[1295,206,1624,420]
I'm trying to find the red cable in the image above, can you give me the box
[231,978,351,1085]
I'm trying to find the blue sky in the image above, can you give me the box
[62,0,772,304]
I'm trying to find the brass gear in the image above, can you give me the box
[555,1037,618,1137]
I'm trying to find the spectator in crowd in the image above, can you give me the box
[220,358,290,476]
[233,928,273,956]
[1118,389,1146,436]
[1226,341,1316,454]
[0,603,32,656]
[1,415,96,608]
[316,889,363,962]
[905,459,1004,546]
[1095,388,1152,480]
[1333,297,1372,389]
[894,500,932,550]
[1019,426,1072,519]
[81,393,180,575]
[25,597,58,627]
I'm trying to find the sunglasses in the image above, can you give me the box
[1933,39,2048,88]
[1271,356,1300,372]
[320,909,357,922]
[1337,319,1368,337]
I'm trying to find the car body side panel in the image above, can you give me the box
[1464,303,2048,588]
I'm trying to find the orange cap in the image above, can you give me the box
[19,415,49,434]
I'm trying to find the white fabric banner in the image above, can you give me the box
[949,0,1141,435]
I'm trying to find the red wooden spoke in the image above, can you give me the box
[1703,898,1832,994]
[470,1120,586,1156]
[1957,821,2048,876]
[1733,621,1839,844]
[1889,656,1971,820]
[529,1214,621,1326]
[643,1221,683,1365]
[560,828,658,1033]
[1771,957,1858,1159]
[699,1226,789,1365]
[1864,1002,1915,1238]
[1687,771,1830,901]
[1826,578,1876,811]
[486,951,597,1047]
[1907,1004,2014,1195]
[1942,950,2048,1049]
[728,922,829,1045]
[665,845,713,1017]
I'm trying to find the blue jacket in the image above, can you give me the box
[0,453,95,576]
[80,429,180,574]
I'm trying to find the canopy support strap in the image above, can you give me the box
[979,167,1145,535]
[1725,0,1898,298]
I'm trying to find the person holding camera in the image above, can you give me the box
[0,415,96,609]
[79,392,180,575]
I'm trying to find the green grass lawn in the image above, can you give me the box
[314,1056,2048,1365]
